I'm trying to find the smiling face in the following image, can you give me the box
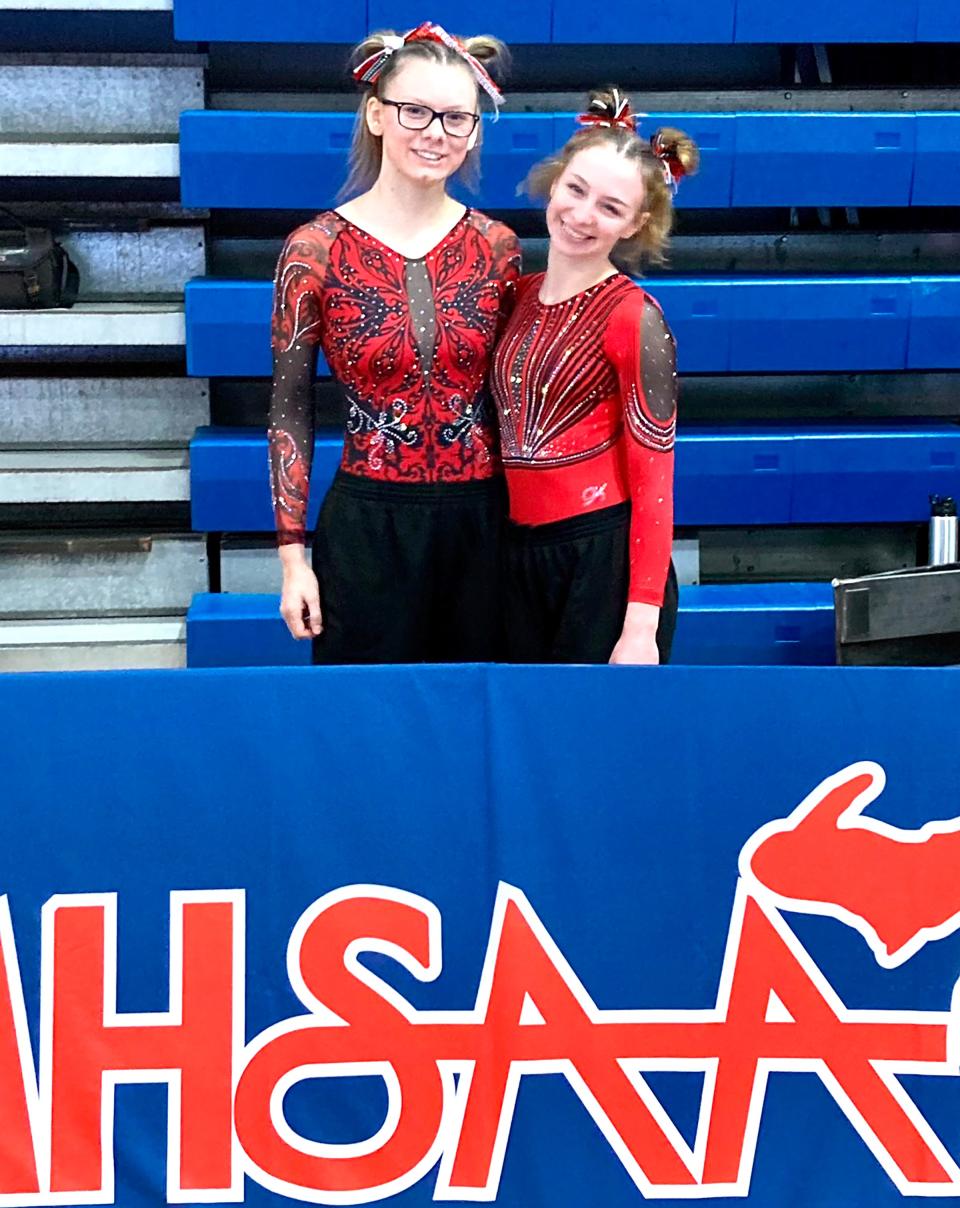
[366,57,479,187]
[546,142,648,261]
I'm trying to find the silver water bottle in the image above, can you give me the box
[929,495,958,566]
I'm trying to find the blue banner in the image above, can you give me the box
[1,665,959,1206]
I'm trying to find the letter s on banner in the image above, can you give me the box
[234,886,451,1204]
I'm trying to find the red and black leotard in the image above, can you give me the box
[268,208,521,544]
[490,271,677,607]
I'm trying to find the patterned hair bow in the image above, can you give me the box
[352,21,504,108]
[650,130,688,195]
[575,88,637,133]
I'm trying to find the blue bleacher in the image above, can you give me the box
[552,0,736,44]
[179,110,960,212]
[913,115,960,207]
[187,593,312,668]
[908,278,960,370]
[733,0,916,43]
[791,428,960,523]
[190,427,341,532]
[467,114,556,209]
[917,0,960,40]
[190,425,960,533]
[185,277,957,378]
[670,583,835,666]
[185,582,836,668]
[179,112,356,212]
[368,0,552,43]
[170,0,957,43]
[731,115,915,209]
[652,277,911,374]
[723,278,911,373]
[173,2,364,44]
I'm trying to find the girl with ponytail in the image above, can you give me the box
[491,88,698,664]
[269,23,520,663]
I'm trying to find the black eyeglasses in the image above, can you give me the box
[379,99,480,139]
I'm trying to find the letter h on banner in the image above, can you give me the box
[37,892,245,1204]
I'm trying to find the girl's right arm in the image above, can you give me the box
[268,226,327,638]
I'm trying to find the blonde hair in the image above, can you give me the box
[341,31,510,200]
[525,87,699,270]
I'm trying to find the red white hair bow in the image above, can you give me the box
[575,88,637,133]
[352,21,503,108]
[650,130,688,195]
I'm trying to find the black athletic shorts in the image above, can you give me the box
[311,470,507,665]
[501,501,679,665]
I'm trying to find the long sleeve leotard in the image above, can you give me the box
[268,208,521,544]
[490,271,677,606]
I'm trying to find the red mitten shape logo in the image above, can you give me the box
[740,762,960,968]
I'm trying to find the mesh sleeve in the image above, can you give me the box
[490,221,522,331]
[607,293,677,606]
[267,228,326,546]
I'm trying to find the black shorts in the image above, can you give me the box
[501,501,679,665]
[311,470,506,665]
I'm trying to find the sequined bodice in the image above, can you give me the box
[268,209,520,544]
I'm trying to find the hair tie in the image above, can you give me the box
[575,88,637,133]
[352,21,503,109]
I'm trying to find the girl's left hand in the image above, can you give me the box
[609,603,661,665]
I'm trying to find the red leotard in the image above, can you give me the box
[490,271,677,606]
[268,208,521,544]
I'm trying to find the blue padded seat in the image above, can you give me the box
[187,277,955,379]
[187,593,311,668]
[733,0,916,42]
[180,111,356,212]
[186,582,836,668]
[677,426,960,526]
[908,278,960,371]
[190,426,341,533]
[189,425,960,534]
[643,281,733,374]
[186,280,275,379]
[671,583,835,666]
[458,115,555,210]
[368,0,551,42]
[180,109,932,213]
[724,277,910,373]
[917,0,960,39]
[675,429,793,526]
[180,111,550,212]
[171,0,957,47]
[912,115,960,207]
[185,280,337,378]
[173,0,364,43]
[732,114,915,208]
[646,278,912,374]
[792,427,960,523]
[553,0,736,43]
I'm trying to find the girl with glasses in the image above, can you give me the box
[269,23,520,663]
[491,89,698,665]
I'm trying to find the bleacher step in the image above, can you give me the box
[0,302,185,348]
[0,448,189,503]
[1,138,179,177]
[0,615,185,673]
